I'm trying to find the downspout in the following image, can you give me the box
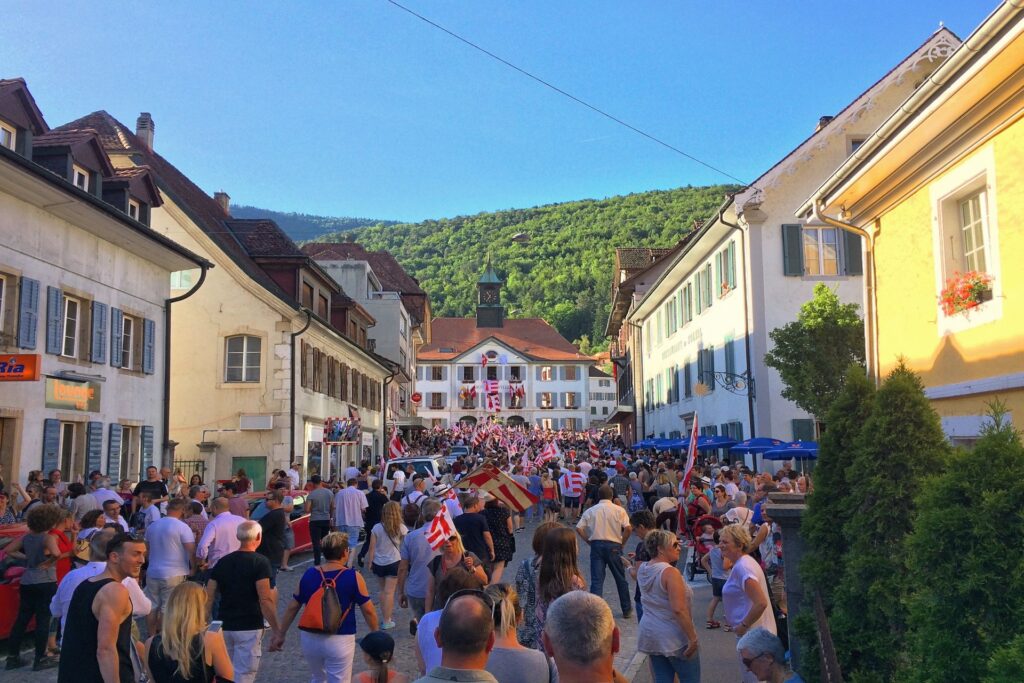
[811,202,879,384]
[718,207,757,439]
[290,309,313,469]
[163,265,210,462]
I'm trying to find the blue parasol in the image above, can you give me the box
[762,441,819,461]
[730,437,786,454]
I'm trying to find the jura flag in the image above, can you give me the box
[426,506,457,550]
[682,416,700,492]
[388,428,406,461]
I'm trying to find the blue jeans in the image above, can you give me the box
[635,598,643,622]
[649,652,701,683]
[589,540,632,616]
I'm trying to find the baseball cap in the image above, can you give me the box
[359,631,395,664]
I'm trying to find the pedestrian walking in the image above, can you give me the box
[144,581,234,683]
[335,478,368,567]
[144,498,196,635]
[575,485,633,619]
[481,498,514,583]
[415,568,488,676]
[483,583,556,683]
[535,526,586,651]
[196,497,245,573]
[366,501,407,630]
[512,521,559,649]
[257,489,289,585]
[397,499,442,636]
[542,591,622,683]
[737,627,805,683]
[305,475,335,565]
[353,630,409,683]
[720,523,777,683]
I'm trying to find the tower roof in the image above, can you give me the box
[478,253,502,285]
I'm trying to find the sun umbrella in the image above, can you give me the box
[695,435,738,451]
[730,437,786,454]
[762,441,819,461]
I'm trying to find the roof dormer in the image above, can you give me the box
[32,128,114,196]
[100,165,163,225]
[0,78,48,158]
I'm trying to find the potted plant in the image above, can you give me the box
[939,271,993,316]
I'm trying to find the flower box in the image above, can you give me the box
[939,271,994,316]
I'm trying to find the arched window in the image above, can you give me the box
[225,335,261,382]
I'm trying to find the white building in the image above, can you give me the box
[0,79,208,484]
[416,261,595,430]
[589,366,617,428]
[627,29,960,466]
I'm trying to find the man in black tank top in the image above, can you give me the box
[58,532,147,683]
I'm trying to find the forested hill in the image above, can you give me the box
[230,204,397,242]
[321,185,737,350]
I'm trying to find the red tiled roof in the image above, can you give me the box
[616,247,674,270]
[420,317,590,362]
[225,219,305,258]
[0,78,49,134]
[33,128,100,147]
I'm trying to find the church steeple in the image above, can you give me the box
[476,254,504,328]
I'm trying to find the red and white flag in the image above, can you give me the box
[484,379,499,395]
[456,463,539,513]
[486,393,501,413]
[681,416,700,492]
[480,353,488,367]
[588,435,600,460]
[387,428,406,461]
[426,506,457,550]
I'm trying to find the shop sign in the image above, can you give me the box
[0,354,41,381]
[410,391,422,405]
[45,377,101,411]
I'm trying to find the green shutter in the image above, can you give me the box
[843,230,863,275]
[792,419,816,441]
[683,362,692,397]
[728,241,737,289]
[142,318,155,374]
[90,302,108,363]
[725,339,736,376]
[782,224,804,276]
[715,252,723,298]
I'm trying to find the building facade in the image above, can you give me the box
[0,79,207,484]
[416,261,594,430]
[588,366,617,428]
[805,4,1024,444]
[622,29,960,466]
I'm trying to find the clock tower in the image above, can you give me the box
[476,254,505,328]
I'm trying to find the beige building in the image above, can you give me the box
[48,111,393,488]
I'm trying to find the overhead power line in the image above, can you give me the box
[384,0,748,185]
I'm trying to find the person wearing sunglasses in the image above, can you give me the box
[736,627,804,682]
[636,529,700,683]
[413,589,497,683]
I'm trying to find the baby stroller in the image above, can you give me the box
[686,514,723,582]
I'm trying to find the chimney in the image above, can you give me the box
[815,115,834,133]
[213,191,231,215]
[136,113,155,151]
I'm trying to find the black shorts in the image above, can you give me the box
[563,496,580,509]
[711,577,725,598]
[372,561,400,578]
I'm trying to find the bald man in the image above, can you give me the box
[196,496,245,570]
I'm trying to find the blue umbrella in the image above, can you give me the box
[633,438,657,448]
[762,441,819,461]
[730,437,786,454]
[696,435,738,451]
[656,438,687,450]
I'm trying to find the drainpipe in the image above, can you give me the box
[718,207,758,440]
[290,309,313,471]
[811,202,879,384]
[163,265,210,463]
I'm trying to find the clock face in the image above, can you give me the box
[481,288,498,304]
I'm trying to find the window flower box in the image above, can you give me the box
[939,271,994,316]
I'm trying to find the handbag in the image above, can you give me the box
[298,567,352,634]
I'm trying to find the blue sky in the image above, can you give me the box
[4,1,995,222]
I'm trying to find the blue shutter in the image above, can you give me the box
[140,425,155,471]
[707,348,716,392]
[728,241,738,289]
[17,277,40,349]
[843,231,863,275]
[683,362,692,397]
[782,225,804,276]
[45,286,63,355]
[110,308,123,367]
[142,318,155,374]
[42,419,60,472]
[107,423,123,477]
[85,421,103,476]
[725,339,736,376]
[90,302,108,363]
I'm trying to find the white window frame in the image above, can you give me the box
[120,315,134,370]
[119,425,137,482]
[564,392,578,409]
[541,418,554,430]
[802,226,840,276]
[0,121,14,151]
[540,366,554,382]
[540,392,553,409]
[127,199,141,221]
[930,145,1002,335]
[62,295,81,358]
[224,334,262,383]
[72,164,90,191]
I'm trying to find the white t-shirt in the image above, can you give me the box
[286,468,301,489]
[723,507,753,526]
[416,609,443,673]
[724,482,740,499]
[334,487,368,527]
[579,461,593,476]
[139,504,162,530]
[390,470,406,497]
[722,554,777,633]
[370,522,407,565]
[344,466,361,482]
[652,496,679,517]
[145,516,195,579]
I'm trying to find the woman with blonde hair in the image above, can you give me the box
[144,581,233,683]
[365,501,407,630]
[719,523,777,683]
[483,583,556,682]
[638,529,700,682]
[424,532,488,611]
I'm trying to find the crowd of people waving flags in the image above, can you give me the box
[0,419,805,682]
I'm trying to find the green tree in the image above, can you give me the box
[901,402,1024,683]
[764,283,865,419]
[829,363,948,682]
[984,634,1024,683]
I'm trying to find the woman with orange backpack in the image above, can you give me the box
[270,531,380,682]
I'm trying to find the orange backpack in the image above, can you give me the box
[298,567,352,634]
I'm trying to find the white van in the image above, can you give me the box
[382,455,452,498]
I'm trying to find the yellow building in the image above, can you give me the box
[803,1,1024,444]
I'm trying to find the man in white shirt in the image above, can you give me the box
[576,485,633,619]
[333,478,367,567]
[401,477,428,508]
[144,498,196,634]
[389,467,406,501]
[197,497,245,570]
[722,468,740,500]
[189,484,210,520]
[91,478,122,508]
[49,528,151,637]
[135,492,162,531]
[101,498,130,532]
[344,463,361,482]
[286,462,302,490]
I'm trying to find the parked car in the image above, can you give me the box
[446,445,471,465]
[383,455,452,496]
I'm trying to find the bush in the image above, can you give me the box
[828,363,948,681]
[901,405,1024,683]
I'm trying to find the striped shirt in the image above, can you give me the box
[559,472,586,498]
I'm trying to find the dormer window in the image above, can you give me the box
[128,199,141,220]
[0,122,14,150]
[72,164,90,190]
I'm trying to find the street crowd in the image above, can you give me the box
[0,426,806,683]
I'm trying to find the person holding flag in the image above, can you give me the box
[558,465,587,523]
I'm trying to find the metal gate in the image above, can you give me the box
[173,459,207,484]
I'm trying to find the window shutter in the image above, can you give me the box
[86,421,103,476]
[684,362,692,397]
[107,424,122,476]
[715,252,723,297]
[574,392,581,408]
[45,286,63,354]
[725,339,736,376]
[110,308,124,367]
[782,224,804,276]
[141,425,155,471]
[707,348,716,391]
[728,241,738,289]
[90,302,107,363]
[559,366,566,381]
[696,352,704,390]
[142,318,155,374]
[441,366,448,381]
[734,422,744,440]
[843,231,863,275]
[792,419,815,442]
[17,277,40,349]
[42,419,61,472]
